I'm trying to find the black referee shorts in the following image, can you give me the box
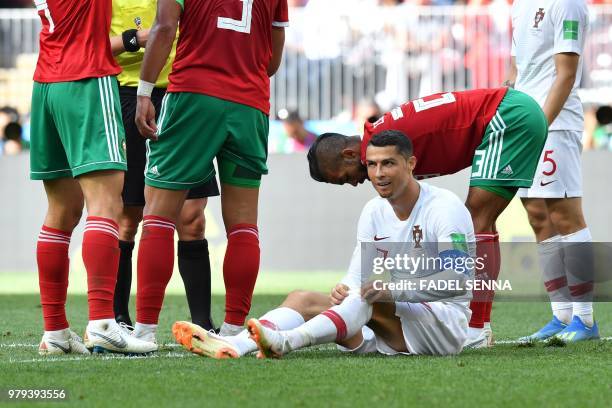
[118,86,220,206]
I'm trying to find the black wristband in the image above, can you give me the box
[122,29,140,53]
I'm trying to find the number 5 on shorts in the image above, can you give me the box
[542,150,556,176]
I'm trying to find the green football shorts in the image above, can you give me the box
[30,76,127,180]
[469,88,548,200]
[145,92,269,190]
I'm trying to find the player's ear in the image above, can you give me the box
[408,155,417,171]
[341,147,358,160]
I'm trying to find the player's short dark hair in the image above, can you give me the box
[367,130,413,159]
[307,133,348,182]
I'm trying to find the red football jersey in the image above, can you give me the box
[33,0,120,82]
[362,88,508,178]
[168,0,289,114]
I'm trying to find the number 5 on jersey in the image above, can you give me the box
[218,0,254,33]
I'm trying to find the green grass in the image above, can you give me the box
[0,291,610,407]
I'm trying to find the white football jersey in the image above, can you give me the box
[511,0,588,131]
[341,182,475,303]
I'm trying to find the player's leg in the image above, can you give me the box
[45,77,156,354]
[467,88,548,346]
[248,294,372,358]
[173,290,328,358]
[136,92,226,341]
[112,85,154,327]
[29,81,87,355]
[543,132,597,340]
[176,179,220,331]
[519,130,597,341]
[519,197,573,340]
[218,182,261,336]
[464,186,508,347]
[216,99,271,335]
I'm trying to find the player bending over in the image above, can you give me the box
[173,131,476,358]
[306,87,548,348]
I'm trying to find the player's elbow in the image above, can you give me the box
[153,21,178,42]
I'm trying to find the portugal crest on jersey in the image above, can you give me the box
[533,8,545,28]
[413,225,423,249]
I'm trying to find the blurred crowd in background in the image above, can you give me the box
[1,0,611,155]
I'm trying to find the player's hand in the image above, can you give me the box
[330,283,350,305]
[135,96,158,141]
[361,281,392,304]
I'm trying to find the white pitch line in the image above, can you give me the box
[0,343,182,349]
[9,352,189,364]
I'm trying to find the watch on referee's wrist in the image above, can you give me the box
[122,29,141,53]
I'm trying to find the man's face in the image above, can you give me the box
[365,145,415,199]
[324,159,368,186]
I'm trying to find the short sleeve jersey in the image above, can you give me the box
[170,0,289,114]
[33,0,120,82]
[361,88,508,179]
[111,0,176,88]
[511,0,588,131]
[341,182,476,296]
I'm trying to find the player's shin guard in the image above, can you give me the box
[37,226,71,331]
[178,239,214,330]
[469,233,498,329]
[539,235,572,323]
[83,217,120,321]
[114,240,135,325]
[286,295,372,350]
[136,216,176,325]
[223,224,259,326]
[563,228,594,327]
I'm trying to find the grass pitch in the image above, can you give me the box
[0,293,610,407]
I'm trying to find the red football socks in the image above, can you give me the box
[37,226,71,331]
[469,233,500,328]
[223,224,260,326]
[136,215,176,325]
[83,217,120,321]
[484,233,501,323]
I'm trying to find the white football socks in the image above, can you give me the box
[284,295,372,351]
[228,307,306,356]
[538,235,572,324]
[562,228,594,327]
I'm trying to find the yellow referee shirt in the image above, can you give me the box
[111,0,175,88]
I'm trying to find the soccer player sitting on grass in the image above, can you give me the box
[173,131,476,358]
[306,87,548,348]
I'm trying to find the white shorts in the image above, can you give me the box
[517,130,583,198]
[339,301,469,356]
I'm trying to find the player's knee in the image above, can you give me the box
[524,202,550,235]
[282,290,326,320]
[119,215,140,242]
[548,208,586,236]
[178,207,205,241]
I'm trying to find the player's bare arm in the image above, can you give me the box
[268,27,286,77]
[503,56,517,88]
[135,0,181,140]
[110,29,150,57]
[541,52,580,126]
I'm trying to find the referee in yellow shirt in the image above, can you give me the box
[110,0,218,334]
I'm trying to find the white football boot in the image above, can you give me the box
[39,329,91,356]
[463,327,489,349]
[85,319,158,355]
